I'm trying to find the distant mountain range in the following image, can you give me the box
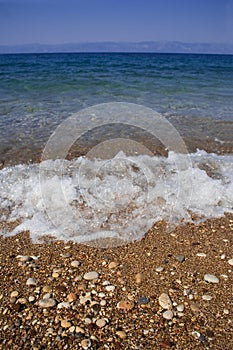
[0,41,233,54]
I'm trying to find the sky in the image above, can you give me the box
[0,0,233,46]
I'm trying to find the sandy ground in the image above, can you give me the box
[0,214,232,350]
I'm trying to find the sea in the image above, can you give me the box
[0,53,232,246]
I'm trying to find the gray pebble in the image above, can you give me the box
[38,298,56,308]
[175,255,185,262]
[163,310,174,320]
[84,271,99,281]
[204,274,219,283]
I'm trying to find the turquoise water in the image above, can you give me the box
[0,53,233,156]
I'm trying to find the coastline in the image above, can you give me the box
[0,214,232,349]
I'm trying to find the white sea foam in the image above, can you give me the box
[0,150,232,245]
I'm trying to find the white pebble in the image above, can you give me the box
[228,258,233,266]
[202,295,212,301]
[26,278,36,286]
[204,274,219,283]
[158,293,172,310]
[84,271,99,281]
[163,310,174,320]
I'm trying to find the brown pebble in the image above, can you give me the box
[67,292,77,302]
[61,319,72,328]
[135,273,143,284]
[117,300,134,311]
[116,330,127,339]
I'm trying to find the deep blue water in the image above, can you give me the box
[0,53,233,154]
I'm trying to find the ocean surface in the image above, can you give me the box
[0,53,233,159]
[0,53,233,246]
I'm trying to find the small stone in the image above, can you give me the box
[156,266,164,272]
[67,293,77,302]
[43,293,51,299]
[158,293,172,310]
[26,278,36,286]
[10,291,19,298]
[38,298,56,308]
[177,304,184,312]
[42,286,52,293]
[228,258,233,266]
[108,261,118,269]
[105,285,115,292]
[16,255,32,262]
[100,300,106,306]
[116,330,126,339]
[96,318,106,328]
[84,271,99,281]
[223,308,229,314]
[69,326,75,333]
[61,319,71,328]
[135,273,143,284]
[17,297,27,304]
[81,339,91,349]
[163,310,174,320]
[57,302,70,309]
[117,300,134,311]
[52,272,59,278]
[84,318,92,324]
[138,297,150,305]
[204,274,219,283]
[29,296,35,302]
[71,260,80,267]
[175,255,185,263]
[196,253,206,257]
[75,326,85,334]
[202,295,212,301]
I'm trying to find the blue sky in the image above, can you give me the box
[0,0,233,45]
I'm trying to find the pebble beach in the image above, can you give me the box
[0,214,232,350]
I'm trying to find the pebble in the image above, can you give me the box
[96,318,106,328]
[26,278,36,286]
[108,261,118,269]
[196,253,206,257]
[158,293,172,310]
[57,302,70,309]
[83,271,99,281]
[105,285,115,292]
[100,300,106,306]
[175,255,185,262]
[202,295,212,301]
[67,293,77,302]
[42,286,52,293]
[70,260,80,267]
[10,291,19,298]
[76,326,85,334]
[177,304,184,312]
[163,310,174,320]
[228,258,233,266]
[117,300,134,311]
[135,273,143,284]
[29,296,35,302]
[17,297,27,304]
[116,330,127,339]
[204,274,219,283]
[52,272,60,278]
[138,297,150,305]
[81,339,91,349]
[16,255,32,262]
[156,266,164,272]
[61,319,71,328]
[38,298,56,308]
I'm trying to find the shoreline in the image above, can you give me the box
[0,214,232,349]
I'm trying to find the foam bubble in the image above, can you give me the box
[0,150,232,246]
